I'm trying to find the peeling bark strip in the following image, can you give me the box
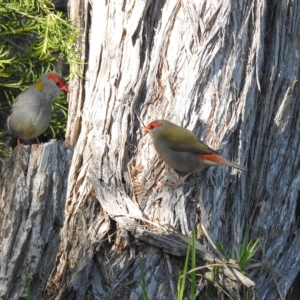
[0,141,73,299]
[1,0,300,299]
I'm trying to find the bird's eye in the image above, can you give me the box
[55,81,60,86]
[150,125,154,129]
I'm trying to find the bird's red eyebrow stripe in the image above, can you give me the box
[150,121,162,128]
[199,154,225,163]
[47,73,60,81]
[47,73,69,92]
[143,121,162,133]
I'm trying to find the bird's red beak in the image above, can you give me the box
[60,85,69,93]
[143,126,150,133]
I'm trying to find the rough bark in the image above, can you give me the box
[0,141,73,299]
[1,0,300,299]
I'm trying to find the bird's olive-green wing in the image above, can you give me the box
[160,124,218,154]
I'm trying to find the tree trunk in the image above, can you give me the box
[1,0,300,299]
[0,142,73,299]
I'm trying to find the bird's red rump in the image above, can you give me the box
[199,154,225,164]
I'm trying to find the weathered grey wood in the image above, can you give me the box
[0,141,73,299]
[1,0,300,299]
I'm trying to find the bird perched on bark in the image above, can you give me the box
[7,72,69,148]
[143,119,247,187]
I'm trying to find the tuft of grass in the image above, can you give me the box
[139,258,149,300]
[235,230,259,274]
[24,271,32,300]
[177,230,197,300]
[216,229,259,274]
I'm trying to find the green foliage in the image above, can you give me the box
[24,271,33,300]
[0,0,81,157]
[204,266,217,300]
[216,229,259,274]
[177,228,259,299]
[139,258,149,300]
[234,230,259,274]
[0,0,80,87]
[177,230,197,300]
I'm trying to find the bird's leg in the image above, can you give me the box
[17,138,23,154]
[165,172,192,188]
[35,136,41,145]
